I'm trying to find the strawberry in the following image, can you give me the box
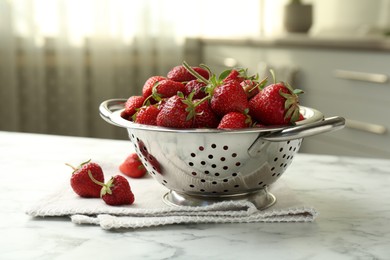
[298,113,305,121]
[89,173,135,206]
[222,69,245,83]
[134,105,160,126]
[193,99,219,128]
[241,80,260,99]
[221,68,267,99]
[182,62,250,117]
[210,80,249,117]
[66,159,104,198]
[121,95,146,120]
[184,80,207,99]
[101,175,135,206]
[217,111,252,129]
[119,153,147,178]
[167,65,209,83]
[254,123,266,128]
[142,76,166,98]
[152,79,185,101]
[249,82,303,125]
[241,77,268,99]
[156,94,195,128]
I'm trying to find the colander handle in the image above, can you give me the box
[260,116,346,142]
[99,99,128,127]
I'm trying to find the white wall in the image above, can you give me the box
[311,0,390,35]
[262,0,390,36]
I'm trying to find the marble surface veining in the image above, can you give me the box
[1,131,390,259]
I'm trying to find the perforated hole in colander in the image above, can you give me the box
[266,139,302,180]
[129,134,162,177]
[184,143,249,193]
[129,131,303,195]
[186,143,243,181]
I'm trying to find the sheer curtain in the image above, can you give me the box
[0,0,263,139]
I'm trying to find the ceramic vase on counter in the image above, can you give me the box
[283,0,313,33]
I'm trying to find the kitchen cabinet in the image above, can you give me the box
[185,38,390,158]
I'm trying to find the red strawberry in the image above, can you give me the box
[167,65,209,83]
[217,112,252,129]
[66,160,104,198]
[249,82,303,125]
[156,94,195,128]
[89,173,135,206]
[254,123,266,128]
[210,80,249,117]
[121,96,146,120]
[152,79,185,101]
[193,99,219,128]
[222,69,245,83]
[142,76,166,98]
[134,105,160,126]
[102,175,135,206]
[298,113,305,121]
[182,62,249,118]
[184,80,207,99]
[119,153,147,178]
[241,79,260,99]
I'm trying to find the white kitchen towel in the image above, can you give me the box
[26,176,318,230]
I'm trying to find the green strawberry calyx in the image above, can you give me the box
[183,61,220,96]
[220,67,259,82]
[151,81,164,102]
[142,81,163,105]
[177,91,204,122]
[243,108,253,126]
[279,82,304,123]
[183,61,266,98]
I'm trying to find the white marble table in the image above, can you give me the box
[1,131,390,259]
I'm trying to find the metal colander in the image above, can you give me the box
[100,99,345,209]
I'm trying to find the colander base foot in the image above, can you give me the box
[163,189,276,210]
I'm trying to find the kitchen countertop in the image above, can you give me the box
[187,34,390,52]
[1,131,390,259]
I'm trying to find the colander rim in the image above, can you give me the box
[103,103,324,134]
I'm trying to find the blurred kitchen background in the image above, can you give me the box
[1,0,389,158]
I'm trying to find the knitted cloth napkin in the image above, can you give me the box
[26,176,318,230]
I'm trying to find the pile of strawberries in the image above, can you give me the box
[121,61,304,129]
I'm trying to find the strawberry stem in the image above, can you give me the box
[269,69,276,84]
[192,94,210,107]
[248,77,268,93]
[88,170,105,187]
[142,95,153,107]
[88,170,113,197]
[65,163,77,171]
[278,82,304,124]
[65,159,91,174]
[199,63,212,77]
[182,61,209,84]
